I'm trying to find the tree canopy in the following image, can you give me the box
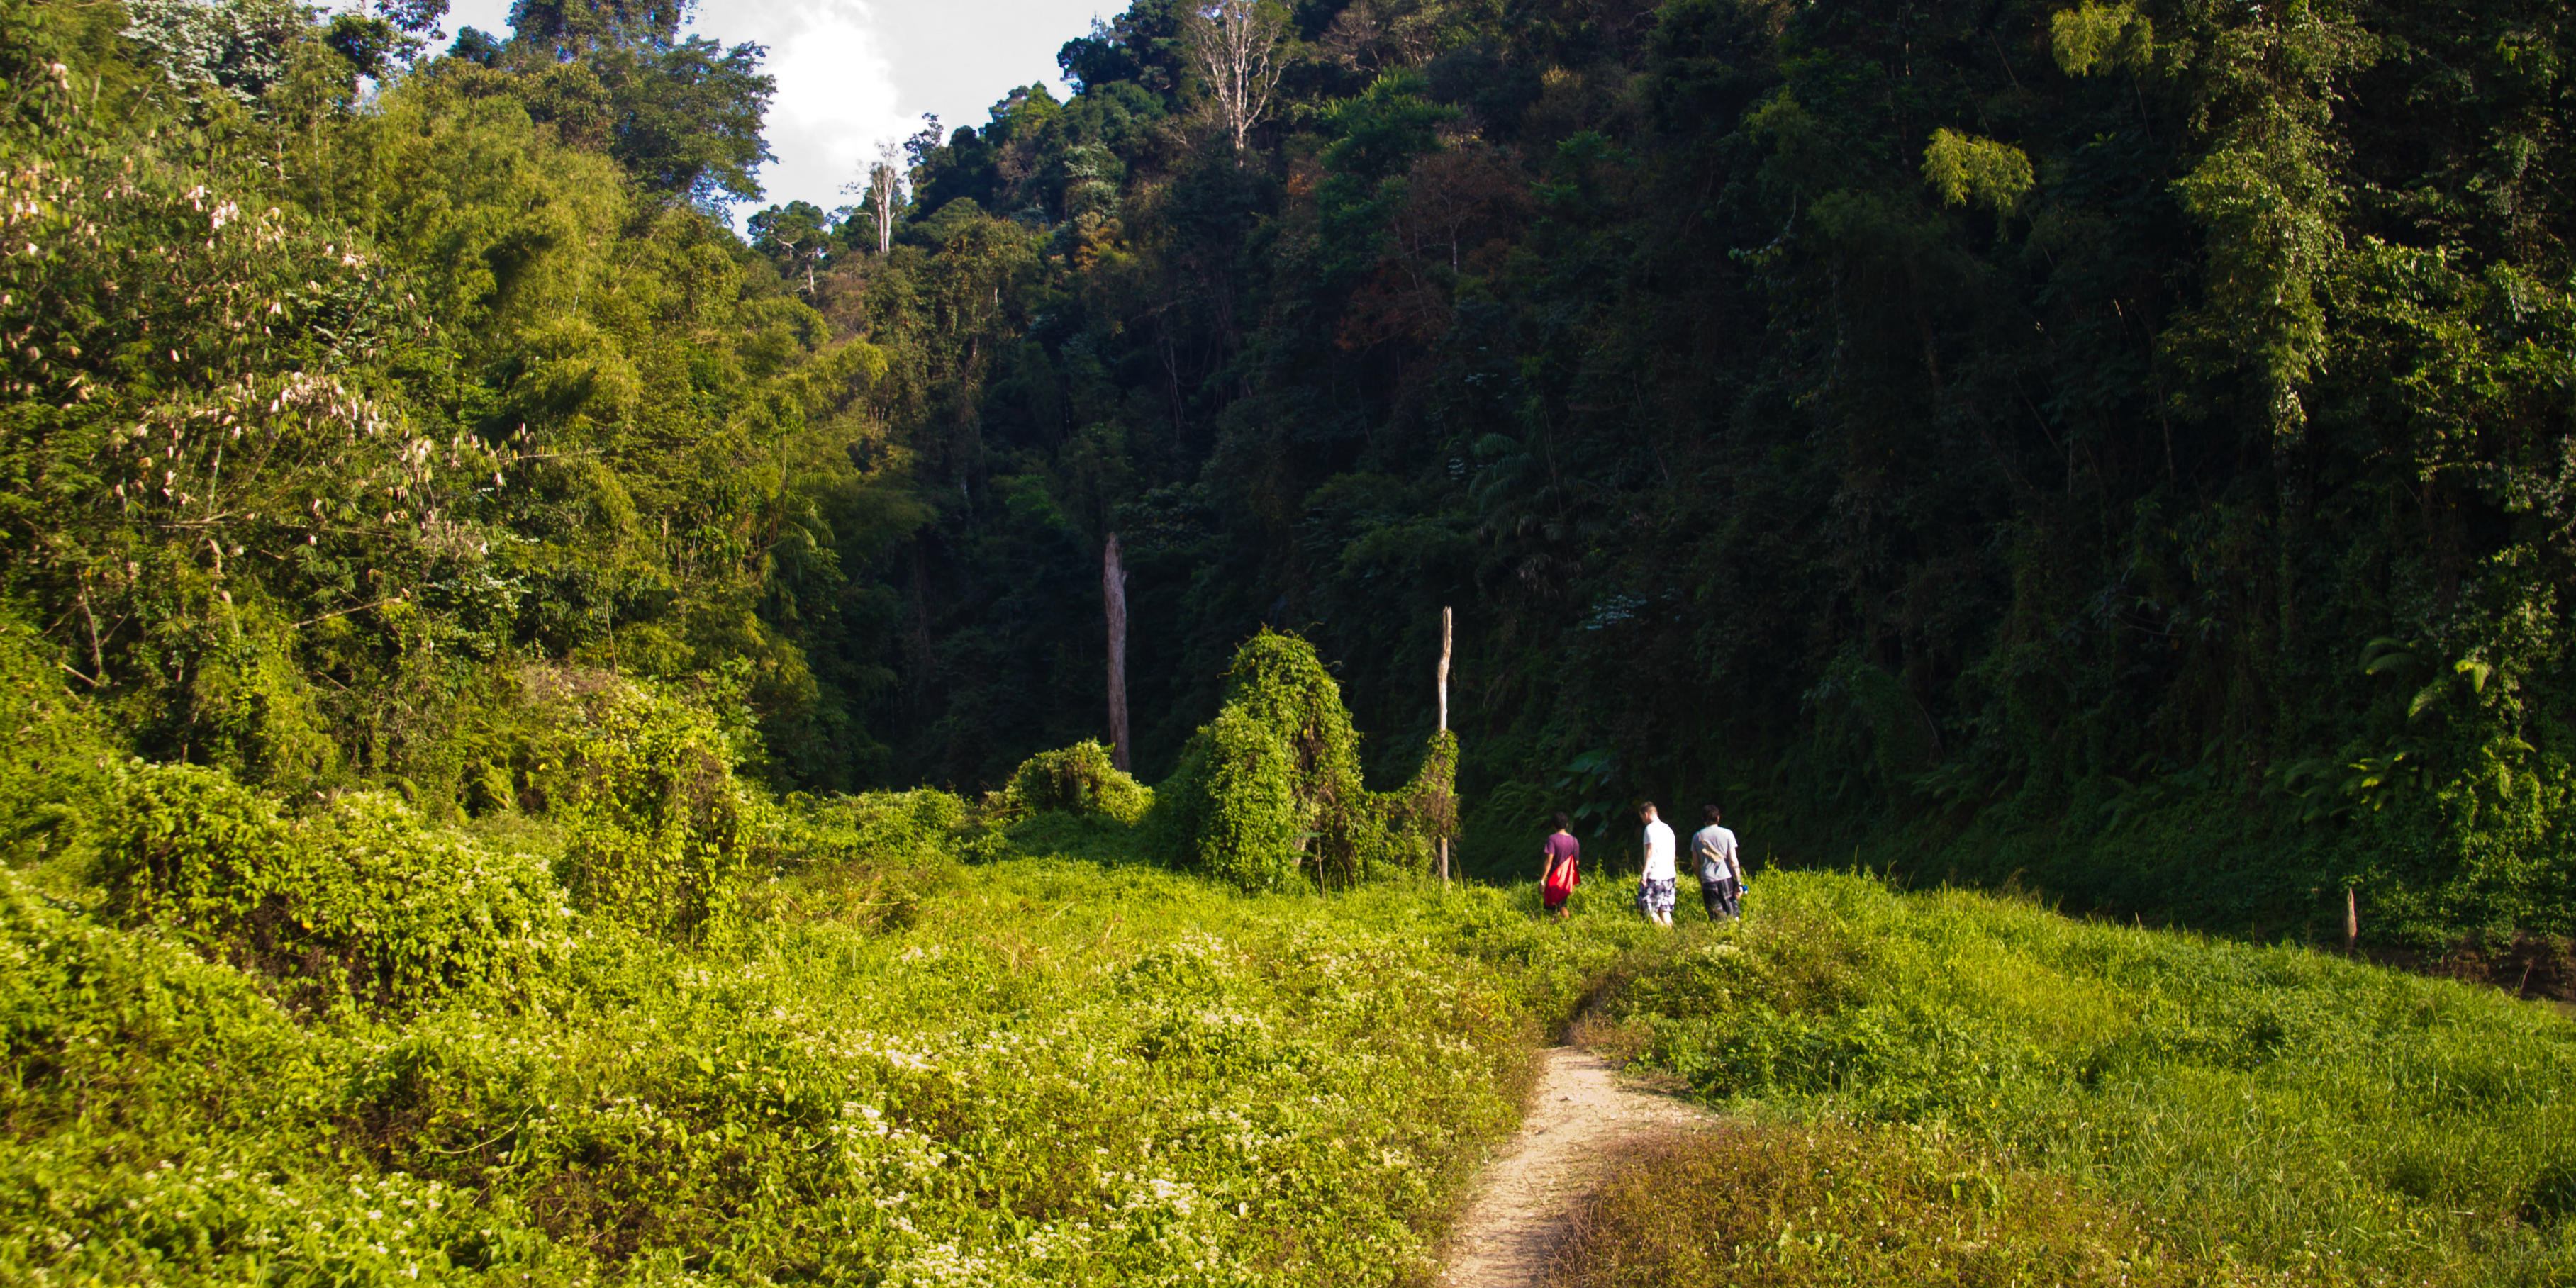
[6,0,2576,948]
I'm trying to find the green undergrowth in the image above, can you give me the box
[965,635,1458,897]
[90,762,577,1014]
[0,814,1652,1287]
[1569,870,2576,1287]
[1142,632,1456,892]
[14,678,2576,1288]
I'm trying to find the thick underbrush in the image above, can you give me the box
[1,819,1649,1287]
[1557,871,2576,1287]
[6,639,2572,1287]
[0,625,1517,1287]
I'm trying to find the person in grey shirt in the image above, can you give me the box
[1692,804,1742,922]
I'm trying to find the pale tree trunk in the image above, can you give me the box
[1438,605,1451,884]
[1105,533,1131,773]
[869,139,903,254]
[1184,0,1285,155]
[1437,605,1451,734]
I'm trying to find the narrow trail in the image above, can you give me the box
[1438,1046,1717,1288]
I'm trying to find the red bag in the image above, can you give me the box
[1543,858,1580,907]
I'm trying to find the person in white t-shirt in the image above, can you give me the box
[1691,805,1742,922]
[1635,802,1677,926]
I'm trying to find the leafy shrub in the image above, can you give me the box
[1149,632,1454,891]
[1155,703,1310,890]
[1376,729,1459,873]
[993,739,1153,824]
[92,761,573,1012]
[0,622,114,870]
[1149,632,1366,890]
[525,673,774,941]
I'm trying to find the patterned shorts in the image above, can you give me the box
[1637,877,1677,915]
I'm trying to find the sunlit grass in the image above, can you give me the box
[1550,1123,2292,1287]
[1566,870,2576,1287]
[13,814,2574,1286]
[1,826,1641,1287]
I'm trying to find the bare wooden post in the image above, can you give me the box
[2343,886,2358,953]
[1437,606,1452,885]
[1104,533,1131,773]
[1437,607,1451,734]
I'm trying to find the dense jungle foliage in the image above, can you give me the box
[837,0,2576,951]
[60,0,2548,950]
[6,2,2574,1282]
[812,0,2576,952]
[4,0,2575,974]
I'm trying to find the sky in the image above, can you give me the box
[440,0,1114,215]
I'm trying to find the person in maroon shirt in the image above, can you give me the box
[1541,812,1580,920]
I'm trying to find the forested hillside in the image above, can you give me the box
[3,0,2574,949]
[786,0,2576,948]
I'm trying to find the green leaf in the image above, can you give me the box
[1922,129,2034,213]
[2051,1,2153,75]
[2407,682,2447,721]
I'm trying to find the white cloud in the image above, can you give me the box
[717,0,905,215]
[442,0,513,40]
[432,0,1114,216]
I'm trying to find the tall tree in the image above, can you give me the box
[493,0,776,208]
[749,199,832,292]
[1182,0,1282,153]
[864,138,905,254]
[505,0,687,55]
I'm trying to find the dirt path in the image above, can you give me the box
[1439,1046,1715,1288]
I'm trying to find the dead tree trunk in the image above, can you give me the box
[1183,0,1286,154]
[868,140,903,254]
[1105,533,1131,773]
[1438,605,1451,884]
[1437,606,1451,734]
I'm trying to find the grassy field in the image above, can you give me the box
[1,810,1663,1287]
[1554,871,2576,1287]
[9,800,2576,1287]
[1549,1123,2288,1287]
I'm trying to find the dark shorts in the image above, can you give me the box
[1702,878,1741,919]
